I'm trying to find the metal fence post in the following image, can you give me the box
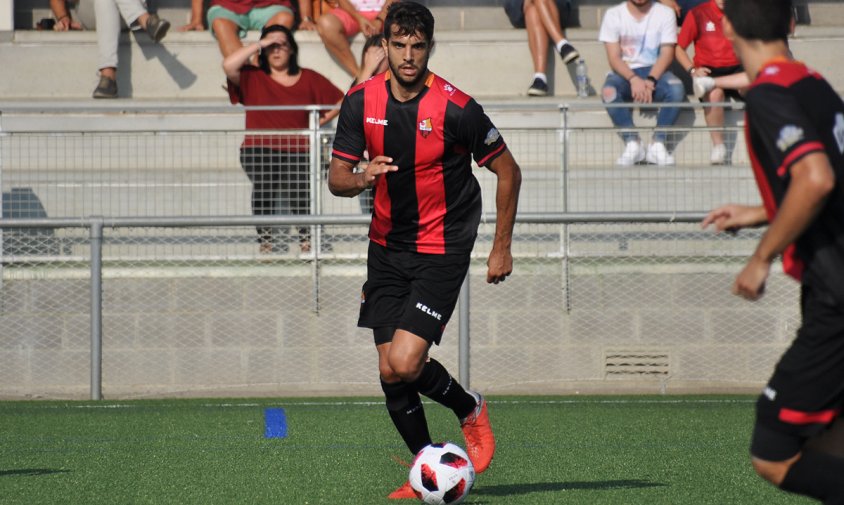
[309,108,321,313]
[90,218,103,400]
[561,105,572,313]
[458,274,470,389]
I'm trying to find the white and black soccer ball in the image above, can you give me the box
[409,442,475,505]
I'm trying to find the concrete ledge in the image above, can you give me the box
[2,27,843,101]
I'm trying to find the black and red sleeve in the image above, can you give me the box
[331,87,366,165]
[747,84,825,179]
[458,99,507,168]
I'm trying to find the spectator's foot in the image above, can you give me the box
[693,76,715,98]
[646,142,675,166]
[616,140,645,166]
[710,143,727,165]
[145,14,170,43]
[92,75,118,99]
[559,43,580,64]
[527,77,549,97]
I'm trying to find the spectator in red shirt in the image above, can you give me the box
[675,0,749,164]
[224,24,344,253]
[185,0,315,60]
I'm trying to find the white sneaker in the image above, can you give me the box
[693,76,715,98]
[646,142,675,165]
[710,143,727,165]
[616,140,645,166]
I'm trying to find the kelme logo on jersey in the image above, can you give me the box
[484,127,501,146]
[366,117,388,126]
[833,113,844,154]
[776,125,804,152]
[419,117,433,138]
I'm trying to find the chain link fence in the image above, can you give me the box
[0,103,796,398]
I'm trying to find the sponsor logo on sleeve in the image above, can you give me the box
[484,127,500,146]
[776,125,804,152]
[833,113,844,154]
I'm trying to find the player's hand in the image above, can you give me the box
[691,67,711,77]
[360,155,398,188]
[701,204,766,234]
[732,256,771,301]
[486,247,513,284]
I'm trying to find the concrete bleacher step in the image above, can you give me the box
[2,25,843,102]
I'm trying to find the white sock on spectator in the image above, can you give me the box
[534,73,548,83]
[556,40,568,52]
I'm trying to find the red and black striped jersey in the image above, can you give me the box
[331,71,507,255]
[745,59,844,304]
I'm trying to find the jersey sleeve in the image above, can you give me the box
[677,11,697,49]
[331,89,366,164]
[459,99,507,168]
[226,65,260,106]
[747,84,826,178]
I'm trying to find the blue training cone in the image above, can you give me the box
[264,407,288,438]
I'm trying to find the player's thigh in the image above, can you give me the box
[397,253,470,346]
[358,242,411,331]
[751,285,844,460]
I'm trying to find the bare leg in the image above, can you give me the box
[534,0,566,44]
[212,17,243,58]
[703,87,726,146]
[318,12,359,76]
[265,10,295,29]
[524,0,549,74]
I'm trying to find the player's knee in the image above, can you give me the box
[389,357,424,383]
[751,456,792,486]
[379,364,400,383]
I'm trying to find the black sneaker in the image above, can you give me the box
[92,75,117,99]
[559,43,579,64]
[145,14,170,43]
[527,77,549,97]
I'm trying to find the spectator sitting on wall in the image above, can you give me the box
[315,0,396,77]
[51,0,171,98]
[599,0,685,166]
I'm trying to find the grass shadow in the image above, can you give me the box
[474,479,665,497]
[0,469,71,477]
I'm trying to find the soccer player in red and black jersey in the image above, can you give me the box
[702,0,844,501]
[328,2,522,499]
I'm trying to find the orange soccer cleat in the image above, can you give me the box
[460,392,495,473]
[387,480,418,500]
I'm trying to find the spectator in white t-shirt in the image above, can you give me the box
[599,0,685,165]
[317,0,396,76]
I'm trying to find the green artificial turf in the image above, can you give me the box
[0,396,813,504]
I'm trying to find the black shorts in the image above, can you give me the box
[697,64,745,102]
[358,241,470,346]
[751,284,844,461]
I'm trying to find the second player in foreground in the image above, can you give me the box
[328,1,522,499]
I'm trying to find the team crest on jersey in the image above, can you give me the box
[419,117,433,138]
[776,125,804,152]
[484,127,501,146]
[442,83,456,96]
[833,113,844,154]
[705,21,715,32]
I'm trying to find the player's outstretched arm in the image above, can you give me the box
[484,149,522,284]
[733,152,835,301]
[328,155,397,198]
[701,204,768,234]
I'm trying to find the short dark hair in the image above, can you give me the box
[383,2,434,43]
[258,24,300,75]
[723,0,792,42]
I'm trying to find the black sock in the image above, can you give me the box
[412,358,477,420]
[381,379,432,455]
[780,450,844,504]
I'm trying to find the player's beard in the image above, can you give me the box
[388,57,429,90]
